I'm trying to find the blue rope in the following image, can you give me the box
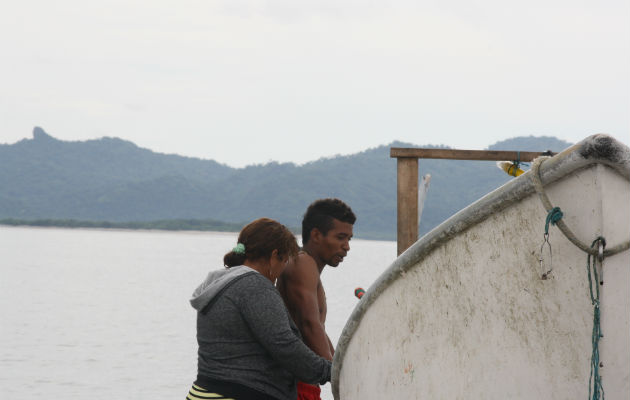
[509,152,522,176]
[587,237,605,400]
[506,152,530,176]
[512,153,530,168]
[544,207,564,235]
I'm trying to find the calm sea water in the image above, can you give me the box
[0,226,396,400]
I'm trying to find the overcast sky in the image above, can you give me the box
[1,0,628,167]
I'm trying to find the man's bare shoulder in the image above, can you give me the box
[282,251,319,284]
[295,251,317,268]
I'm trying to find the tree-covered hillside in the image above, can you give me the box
[0,127,573,239]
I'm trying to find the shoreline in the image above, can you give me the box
[0,218,245,234]
[0,219,394,242]
[0,223,242,236]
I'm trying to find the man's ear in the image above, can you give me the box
[310,228,323,243]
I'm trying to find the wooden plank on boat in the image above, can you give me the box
[390,148,551,161]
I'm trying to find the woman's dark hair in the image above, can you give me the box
[302,198,356,244]
[223,218,299,267]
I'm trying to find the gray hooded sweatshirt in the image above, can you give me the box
[190,265,332,400]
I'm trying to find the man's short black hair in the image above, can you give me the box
[302,198,356,244]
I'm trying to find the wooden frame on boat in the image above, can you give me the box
[391,148,555,255]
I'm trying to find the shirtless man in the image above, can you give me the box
[277,198,356,400]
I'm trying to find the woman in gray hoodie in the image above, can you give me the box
[186,218,332,400]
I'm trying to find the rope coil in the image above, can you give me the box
[531,157,629,257]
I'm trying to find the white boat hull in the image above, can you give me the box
[333,135,630,399]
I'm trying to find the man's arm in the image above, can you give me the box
[282,256,333,360]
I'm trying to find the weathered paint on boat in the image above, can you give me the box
[332,134,630,399]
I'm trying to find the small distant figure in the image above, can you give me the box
[187,218,331,400]
[277,198,356,400]
[354,287,366,299]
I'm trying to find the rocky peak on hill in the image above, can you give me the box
[32,126,57,142]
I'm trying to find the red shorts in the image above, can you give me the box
[297,382,321,400]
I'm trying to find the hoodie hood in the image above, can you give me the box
[190,265,258,311]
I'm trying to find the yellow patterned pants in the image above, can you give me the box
[186,383,235,400]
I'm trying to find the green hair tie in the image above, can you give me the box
[233,243,246,255]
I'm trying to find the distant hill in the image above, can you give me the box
[0,127,573,239]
